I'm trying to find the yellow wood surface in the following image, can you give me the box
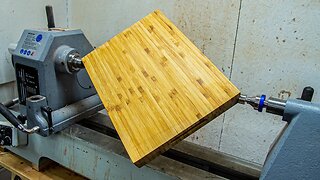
[0,151,86,180]
[83,10,240,167]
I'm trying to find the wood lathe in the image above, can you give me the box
[0,6,319,180]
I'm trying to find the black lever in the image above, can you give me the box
[300,86,314,102]
[41,106,53,133]
[0,102,39,134]
[45,5,55,29]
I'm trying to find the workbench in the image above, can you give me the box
[0,149,86,180]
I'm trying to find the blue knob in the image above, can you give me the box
[36,34,42,42]
[258,95,266,112]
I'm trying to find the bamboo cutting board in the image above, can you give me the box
[83,10,240,167]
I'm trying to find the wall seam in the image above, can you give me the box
[229,0,242,80]
[218,0,243,151]
[66,0,70,28]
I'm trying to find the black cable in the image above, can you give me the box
[3,100,15,108]
[3,98,18,108]
[0,102,21,128]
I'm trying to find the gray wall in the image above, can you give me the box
[0,0,319,165]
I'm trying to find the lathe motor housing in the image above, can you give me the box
[8,29,102,137]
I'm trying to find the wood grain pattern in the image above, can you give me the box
[0,151,85,180]
[83,10,240,167]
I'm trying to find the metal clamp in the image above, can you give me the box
[238,94,286,116]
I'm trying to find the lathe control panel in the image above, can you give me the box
[14,30,50,61]
[20,32,42,57]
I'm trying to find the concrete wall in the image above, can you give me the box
[220,0,320,164]
[0,0,319,165]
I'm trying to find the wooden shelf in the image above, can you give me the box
[0,150,86,180]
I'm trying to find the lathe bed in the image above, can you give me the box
[2,110,260,179]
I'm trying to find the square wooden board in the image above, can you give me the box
[83,10,240,167]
